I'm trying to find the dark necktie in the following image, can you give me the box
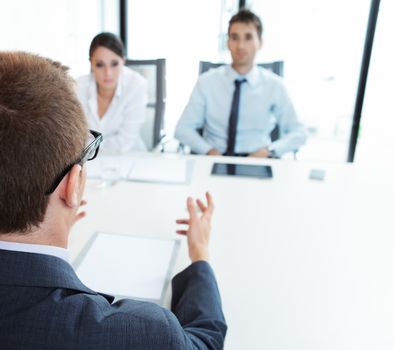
[225,79,247,156]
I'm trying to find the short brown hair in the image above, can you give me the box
[0,52,88,233]
[228,9,263,40]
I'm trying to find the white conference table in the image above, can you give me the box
[70,152,394,350]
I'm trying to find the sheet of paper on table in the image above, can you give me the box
[127,158,190,184]
[74,232,179,304]
[85,155,134,180]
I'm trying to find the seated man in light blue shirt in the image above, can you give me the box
[175,9,307,158]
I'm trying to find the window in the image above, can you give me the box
[249,0,371,161]
[0,0,118,78]
[127,0,230,133]
[355,0,392,163]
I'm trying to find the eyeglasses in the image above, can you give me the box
[45,129,103,195]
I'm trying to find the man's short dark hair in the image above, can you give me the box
[228,9,263,39]
[0,52,88,233]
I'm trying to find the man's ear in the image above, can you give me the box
[62,164,83,208]
[258,37,263,50]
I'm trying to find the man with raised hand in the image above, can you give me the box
[0,51,226,349]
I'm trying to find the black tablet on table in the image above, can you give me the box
[211,163,273,179]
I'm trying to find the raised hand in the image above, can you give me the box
[176,192,214,262]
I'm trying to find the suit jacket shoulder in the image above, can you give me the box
[0,249,226,350]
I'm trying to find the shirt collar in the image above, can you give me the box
[226,64,260,87]
[0,240,69,263]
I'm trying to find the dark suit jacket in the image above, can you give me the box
[0,249,226,349]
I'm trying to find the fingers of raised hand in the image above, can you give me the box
[195,192,214,213]
[205,192,214,211]
[187,197,197,219]
[196,198,207,212]
[176,219,190,225]
[201,192,214,219]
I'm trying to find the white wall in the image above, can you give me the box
[249,0,371,162]
[0,0,117,78]
[127,0,235,133]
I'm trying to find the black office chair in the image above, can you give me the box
[125,59,166,151]
[199,60,284,78]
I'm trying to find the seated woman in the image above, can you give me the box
[77,32,147,153]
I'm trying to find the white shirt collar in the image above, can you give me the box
[0,240,69,262]
[226,64,260,87]
[87,71,122,120]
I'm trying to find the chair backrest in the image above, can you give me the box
[199,60,284,77]
[198,60,284,143]
[125,59,166,150]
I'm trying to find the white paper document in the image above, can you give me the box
[127,158,189,184]
[85,155,134,179]
[74,232,179,303]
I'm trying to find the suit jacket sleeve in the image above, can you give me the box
[170,261,227,349]
[0,251,226,349]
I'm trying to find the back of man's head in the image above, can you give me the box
[0,52,87,234]
[228,9,263,39]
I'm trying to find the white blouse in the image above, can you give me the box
[76,66,147,153]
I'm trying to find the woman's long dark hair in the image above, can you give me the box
[89,32,125,59]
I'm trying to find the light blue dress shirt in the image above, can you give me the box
[175,65,307,156]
